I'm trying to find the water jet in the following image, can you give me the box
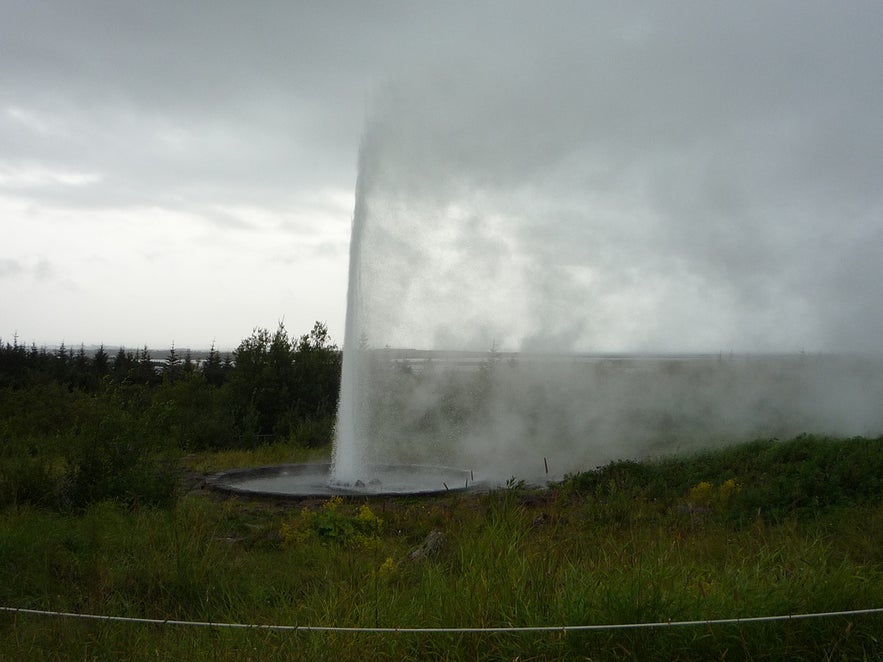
[208,136,475,499]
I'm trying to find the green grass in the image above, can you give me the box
[2,436,883,659]
[181,442,330,474]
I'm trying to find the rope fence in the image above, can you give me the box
[3,605,883,634]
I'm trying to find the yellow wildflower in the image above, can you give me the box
[378,557,396,577]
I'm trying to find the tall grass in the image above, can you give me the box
[1,436,883,659]
[181,442,329,475]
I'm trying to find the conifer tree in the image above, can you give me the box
[203,342,226,387]
[183,349,194,374]
[164,343,182,382]
[54,342,69,383]
[93,345,109,376]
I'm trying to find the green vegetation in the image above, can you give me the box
[0,436,881,658]
[0,322,340,510]
[2,328,883,658]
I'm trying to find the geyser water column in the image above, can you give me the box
[325,88,603,485]
[329,139,370,485]
[326,104,530,485]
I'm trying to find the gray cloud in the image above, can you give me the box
[0,256,55,282]
[0,258,24,278]
[339,2,883,354]
[2,1,882,354]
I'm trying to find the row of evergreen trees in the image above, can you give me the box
[0,336,233,391]
[1,321,342,509]
[0,321,342,447]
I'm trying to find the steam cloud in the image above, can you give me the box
[334,11,883,482]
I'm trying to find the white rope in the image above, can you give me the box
[2,605,882,634]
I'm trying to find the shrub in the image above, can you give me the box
[63,395,177,510]
[0,456,61,508]
[281,497,384,547]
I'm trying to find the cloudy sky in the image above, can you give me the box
[3,2,882,353]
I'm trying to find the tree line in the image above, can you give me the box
[0,321,341,447]
[0,322,341,509]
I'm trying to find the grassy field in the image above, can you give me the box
[2,435,883,660]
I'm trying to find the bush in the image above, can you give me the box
[289,417,334,448]
[559,435,883,524]
[281,496,384,547]
[0,456,61,508]
[65,432,177,510]
[61,392,178,510]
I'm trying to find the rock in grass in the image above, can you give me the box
[409,530,445,561]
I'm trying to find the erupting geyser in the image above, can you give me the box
[209,134,477,499]
[328,129,477,491]
[329,140,370,486]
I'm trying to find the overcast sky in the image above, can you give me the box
[3,2,882,353]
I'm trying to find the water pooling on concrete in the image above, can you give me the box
[207,463,476,498]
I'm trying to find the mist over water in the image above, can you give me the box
[331,72,883,484]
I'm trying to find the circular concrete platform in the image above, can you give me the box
[206,462,475,498]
